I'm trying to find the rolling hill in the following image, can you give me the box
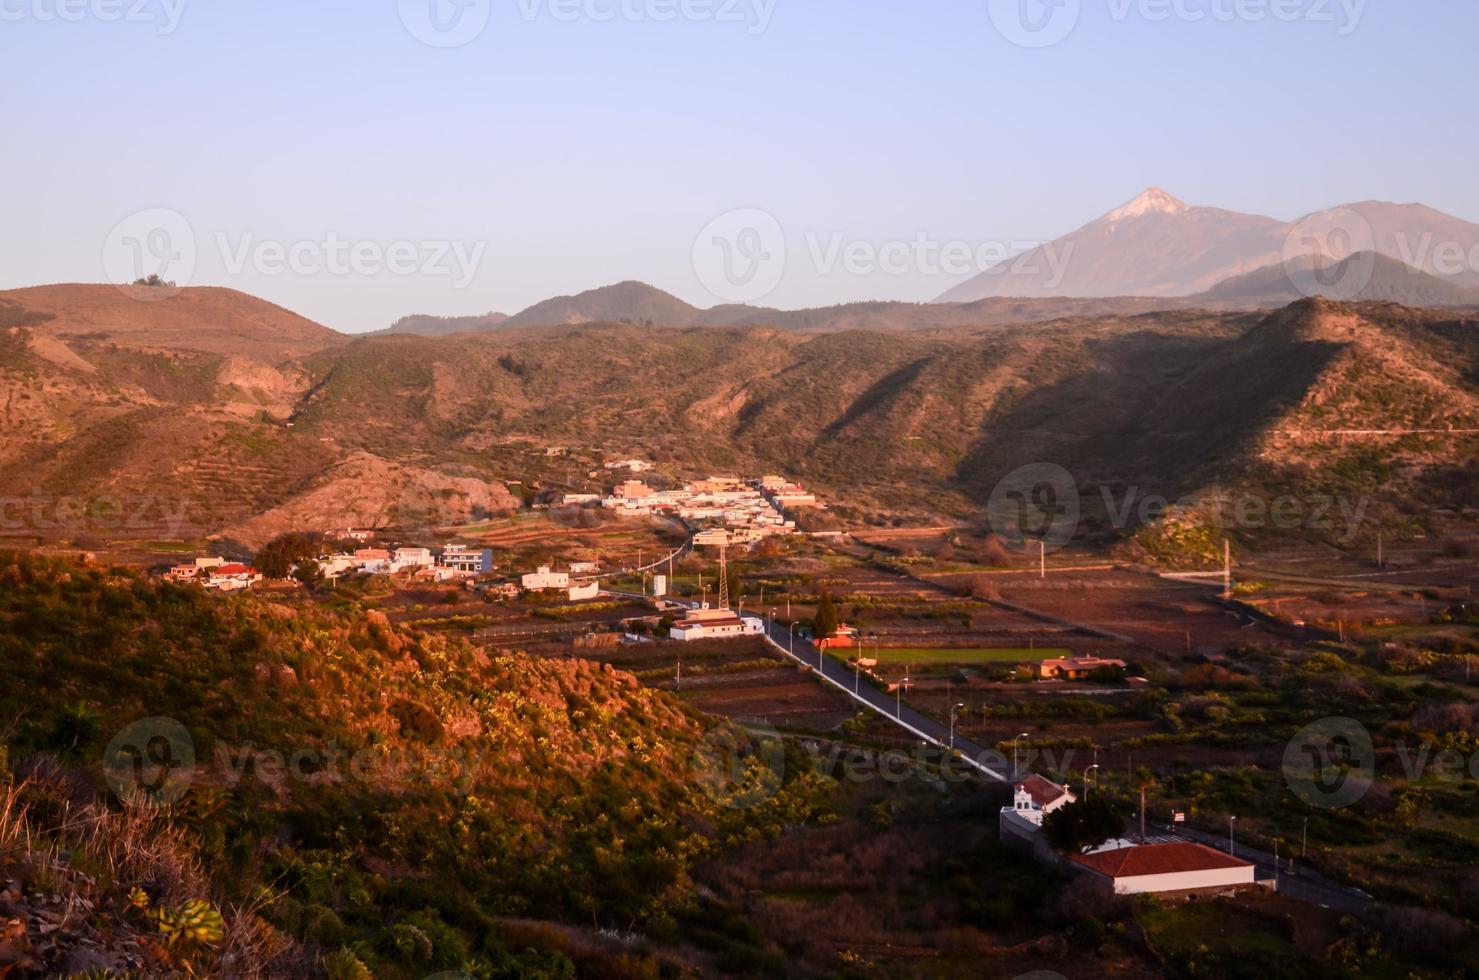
[1195,252,1479,308]
[3,281,1475,547]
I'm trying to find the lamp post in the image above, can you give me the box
[788,622,797,657]
[1013,732,1030,778]
[948,703,965,749]
[1229,815,1238,857]
[1085,763,1099,802]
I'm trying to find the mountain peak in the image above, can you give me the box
[1105,187,1190,221]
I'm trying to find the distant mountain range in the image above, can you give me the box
[939,189,1479,302]
[377,190,1479,335]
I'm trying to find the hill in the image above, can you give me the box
[500,281,702,328]
[1196,252,1479,307]
[380,311,510,336]
[0,283,344,358]
[3,280,1475,545]
[0,551,824,977]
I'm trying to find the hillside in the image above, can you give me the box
[0,552,823,977]
[1197,252,1479,307]
[4,282,1476,546]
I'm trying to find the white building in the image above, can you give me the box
[202,564,262,593]
[1068,842,1256,896]
[393,547,435,569]
[998,774,1077,843]
[669,606,766,642]
[522,565,570,591]
[567,582,601,601]
[441,545,492,574]
[569,561,600,575]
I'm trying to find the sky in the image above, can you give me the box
[2,0,1476,332]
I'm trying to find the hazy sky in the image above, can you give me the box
[3,0,1475,332]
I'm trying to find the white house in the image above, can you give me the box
[569,561,600,575]
[999,774,1077,843]
[522,565,570,591]
[1068,842,1256,896]
[669,606,766,642]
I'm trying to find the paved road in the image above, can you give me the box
[1138,819,1372,914]
[755,618,1010,782]
[600,587,1011,782]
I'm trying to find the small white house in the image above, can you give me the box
[569,561,600,575]
[522,565,570,591]
[1068,842,1256,896]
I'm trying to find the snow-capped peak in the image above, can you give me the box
[1105,188,1190,222]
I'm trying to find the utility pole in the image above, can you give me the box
[718,543,729,611]
[1139,784,1147,843]
[676,655,681,691]
[1039,539,1046,580]
[1223,539,1233,599]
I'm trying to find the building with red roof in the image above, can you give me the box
[1068,842,1255,895]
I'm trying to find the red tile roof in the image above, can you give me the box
[1016,773,1072,808]
[214,564,254,576]
[1069,842,1251,879]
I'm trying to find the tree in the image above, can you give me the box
[1043,798,1125,854]
[254,532,324,580]
[812,592,839,640]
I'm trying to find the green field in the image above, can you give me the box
[869,647,1071,664]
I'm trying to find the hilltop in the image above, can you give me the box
[0,283,345,358]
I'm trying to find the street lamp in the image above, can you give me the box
[1229,815,1238,856]
[788,621,797,657]
[948,703,965,749]
[1013,732,1030,778]
[1085,764,1099,802]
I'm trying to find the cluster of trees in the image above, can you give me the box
[253,532,328,582]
